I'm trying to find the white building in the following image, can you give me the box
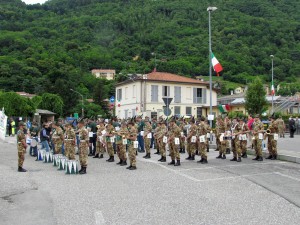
[91,69,115,80]
[115,72,217,119]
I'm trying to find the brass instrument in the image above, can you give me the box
[266,129,271,134]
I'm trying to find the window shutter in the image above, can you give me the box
[174,86,181,103]
[202,88,207,104]
[193,88,197,104]
[151,85,158,102]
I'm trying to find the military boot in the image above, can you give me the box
[257,156,263,161]
[197,158,204,163]
[154,150,160,154]
[252,156,259,160]
[126,165,132,169]
[107,156,114,162]
[116,160,122,165]
[174,160,181,166]
[266,155,272,159]
[190,155,195,160]
[168,160,175,165]
[129,166,137,170]
[158,156,163,162]
[186,154,192,160]
[201,158,208,164]
[99,154,104,158]
[271,155,277,160]
[93,154,99,158]
[79,167,86,174]
[18,167,27,172]
[241,153,247,158]
[160,156,166,162]
[207,147,209,152]
[230,157,237,161]
[216,154,222,159]
[120,160,127,166]
[222,154,226,159]
[237,157,242,162]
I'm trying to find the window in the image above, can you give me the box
[151,85,158,102]
[186,87,192,99]
[193,88,207,104]
[174,106,181,116]
[174,86,181,103]
[186,107,192,115]
[132,85,136,98]
[124,109,128,119]
[125,87,128,99]
[132,109,136,117]
[196,107,202,118]
[162,86,170,97]
[117,88,122,101]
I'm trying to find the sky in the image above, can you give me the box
[22,0,48,4]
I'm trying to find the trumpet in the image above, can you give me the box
[266,129,271,134]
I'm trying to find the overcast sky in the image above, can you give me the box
[22,0,48,4]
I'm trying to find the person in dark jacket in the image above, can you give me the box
[289,117,296,138]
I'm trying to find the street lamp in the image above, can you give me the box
[70,89,84,117]
[270,55,274,114]
[207,6,218,127]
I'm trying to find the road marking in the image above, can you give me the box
[274,172,300,182]
[95,211,105,225]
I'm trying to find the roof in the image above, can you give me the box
[145,72,208,84]
[116,71,209,86]
[230,96,281,105]
[16,92,36,98]
[91,69,115,73]
[36,109,56,115]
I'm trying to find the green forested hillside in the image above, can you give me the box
[0,0,299,114]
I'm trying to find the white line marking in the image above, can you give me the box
[95,211,105,225]
[274,172,300,182]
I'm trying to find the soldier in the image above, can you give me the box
[157,120,167,162]
[93,121,106,159]
[230,118,242,162]
[252,114,264,161]
[143,118,152,159]
[186,117,197,161]
[277,116,285,138]
[78,120,89,174]
[136,116,145,153]
[105,120,115,162]
[197,117,208,163]
[178,118,186,153]
[266,116,279,160]
[153,120,162,156]
[205,119,211,152]
[17,122,27,172]
[224,116,231,154]
[216,116,226,159]
[239,118,249,158]
[64,123,76,160]
[151,117,157,152]
[87,119,97,156]
[168,117,181,166]
[115,121,129,165]
[52,122,64,154]
[126,120,138,170]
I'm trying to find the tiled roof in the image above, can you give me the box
[144,72,208,85]
[91,69,115,73]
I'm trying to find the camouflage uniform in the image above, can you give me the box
[277,118,285,138]
[105,124,115,158]
[143,123,152,155]
[231,122,241,160]
[216,118,226,158]
[239,122,249,157]
[64,126,76,160]
[127,125,138,168]
[225,118,231,153]
[52,126,64,154]
[168,123,181,164]
[158,123,167,159]
[154,124,161,154]
[17,129,26,168]
[115,125,128,162]
[78,126,89,167]
[205,121,211,152]
[267,119,279,159]
[179,122,186,152]
[197,121,208,161]
[252,119,264,160]
[186,123,197,159]
[95,125,106,157]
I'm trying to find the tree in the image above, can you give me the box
[38,93,64,116]
[245,78,268,115]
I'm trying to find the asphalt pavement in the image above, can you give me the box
[1,137,300,225]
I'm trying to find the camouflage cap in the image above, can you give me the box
[19,122,25,126]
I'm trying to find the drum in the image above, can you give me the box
[57,156,67,170]
[37,150,46,161]
[65,160,79,174]
[43,152,53,163]
[31,138,37,147]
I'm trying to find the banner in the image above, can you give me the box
[0,110,8,141]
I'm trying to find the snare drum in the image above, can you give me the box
[37,150,46,161]
[65,160,79,174]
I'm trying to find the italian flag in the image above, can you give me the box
[271,81,275,96]
[211,52,223,76]
[218,104,230,113]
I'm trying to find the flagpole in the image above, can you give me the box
[207,6,217,128]
[270,55,274,114]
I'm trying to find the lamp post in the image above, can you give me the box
[270,55,274,114]
[207,6,218,127]
[70,89,84,117]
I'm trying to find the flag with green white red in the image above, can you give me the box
[218,104,230,113]
[271,81,275,96]
[211,52,223,76]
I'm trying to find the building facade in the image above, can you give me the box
[91,69,115,80]
[115,72,217,119]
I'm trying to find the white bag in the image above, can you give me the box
[89,132,93,137]
[206,133,210,138]
[133,141,138,149]
[140,131,144,136]
[122,139,127,145]
[147,133,152,139]
[191,136,196,143]
[242,134,247,141]
[110,137,115,143]
[274,133,279,141]
[163,136,168,143]
[174,137,180,145]
[199,135,205,143]
[115,126,120,131]
[258,133,263,140]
